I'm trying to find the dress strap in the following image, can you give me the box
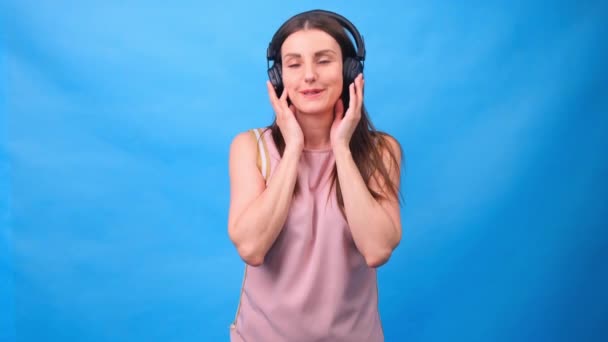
[249,128,270,182]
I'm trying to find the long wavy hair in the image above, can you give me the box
[266,11,403,211]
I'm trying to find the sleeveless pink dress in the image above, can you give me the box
[230,128,384,341]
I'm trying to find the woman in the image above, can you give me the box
[227,9,403,341]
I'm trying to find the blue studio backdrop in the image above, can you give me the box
[2,1,607,341]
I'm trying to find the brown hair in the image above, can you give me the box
[266,11,403,211]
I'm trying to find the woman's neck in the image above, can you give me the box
[295,108,334,150]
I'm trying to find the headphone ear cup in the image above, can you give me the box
[268,64,284,96]
[343,57,363,85]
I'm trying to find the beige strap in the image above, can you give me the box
[230,264,248,328]
[250,128,270,181]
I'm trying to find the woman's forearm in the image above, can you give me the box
[230,147,302,266]
[333,145,401,267]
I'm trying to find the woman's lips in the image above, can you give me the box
[300,89,325,99]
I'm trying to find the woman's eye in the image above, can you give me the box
[287,64,300,68]
[318,60,330,64]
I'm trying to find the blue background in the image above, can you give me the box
[2,0,607,341]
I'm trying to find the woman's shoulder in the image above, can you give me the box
[229,126,273,158]
[373,131,402,157]
[231,127,270,143]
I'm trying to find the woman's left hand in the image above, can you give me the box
[330,73,364,151]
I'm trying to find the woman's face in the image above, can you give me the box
[280,29,343,115]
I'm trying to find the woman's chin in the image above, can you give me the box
[293,101,333,115]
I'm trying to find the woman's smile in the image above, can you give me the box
[299,88,325,99]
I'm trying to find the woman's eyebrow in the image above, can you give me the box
[282,49,338,59]
[314,49,337,57]
[283,53,301,59]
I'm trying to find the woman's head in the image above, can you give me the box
[267,10,363,115]
[265,11,402,212]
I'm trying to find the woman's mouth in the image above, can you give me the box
[300,89,324,99]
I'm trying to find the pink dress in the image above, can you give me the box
[230,128,384,341]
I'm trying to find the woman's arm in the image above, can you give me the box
[227,131,302,266]
[334,135,402,268]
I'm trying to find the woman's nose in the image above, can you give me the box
[303,63,316,83]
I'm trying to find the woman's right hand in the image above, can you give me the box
[267,81,304,152]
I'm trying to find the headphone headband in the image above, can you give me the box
[266,9,366,63]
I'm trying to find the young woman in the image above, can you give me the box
[227,9,403,341]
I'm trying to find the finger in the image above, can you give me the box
[356,74,364,113]
[359,74,364,97]
[334,98,344,118]
[279,86,288,104]
[267,81,281,114]
[348,82,356,115]
[267,81,278,102]
[333,100,344,126]
[277,88,290,113]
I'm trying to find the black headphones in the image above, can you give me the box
[266,9,366,96]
